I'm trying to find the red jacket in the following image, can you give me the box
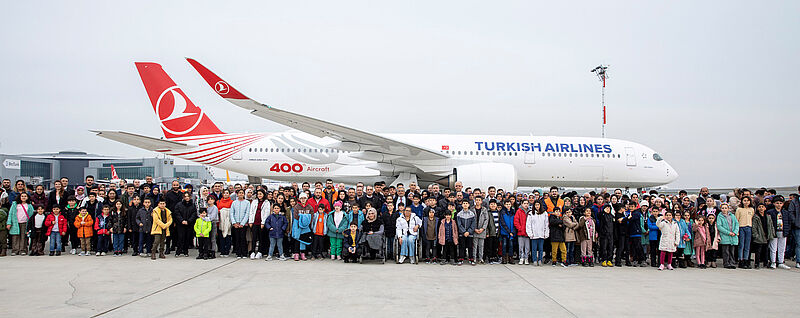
[44,213,69,236]
[308,196,331,213]
[514,208,528,236]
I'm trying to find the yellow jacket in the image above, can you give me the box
[151,207,173,236]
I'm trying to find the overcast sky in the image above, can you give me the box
[1,1,798,188]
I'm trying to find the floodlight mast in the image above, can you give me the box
[590,65,609,138]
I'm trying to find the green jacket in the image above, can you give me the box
[751,213,775,244]
[716,212,740,246]
[0,207,8,232]
[639,214,649,245]
[194,218,212,237]
[6,202,35,235]
[326,211,349,239]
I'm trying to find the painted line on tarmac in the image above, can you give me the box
[90,258,239,317]
[504,265,579,318]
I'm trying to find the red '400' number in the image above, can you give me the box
[270,163,303,173]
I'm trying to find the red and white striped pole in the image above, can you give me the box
[591,65,609,138]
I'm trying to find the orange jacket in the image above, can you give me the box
[74,213,94,238]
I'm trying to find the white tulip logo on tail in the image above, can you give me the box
[215,81,230,95]
[155,86,205,136]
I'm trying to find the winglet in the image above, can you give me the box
[185,58,249,100]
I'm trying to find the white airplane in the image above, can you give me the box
[94,59,678,191]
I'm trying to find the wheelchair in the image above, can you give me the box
[393,235,422,264]
[357,235,386,264]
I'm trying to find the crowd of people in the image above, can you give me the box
[2,176,800,271]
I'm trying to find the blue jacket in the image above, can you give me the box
[627,210,643,238]
[231,199,250,226]
[677,219,691,248]
[498,207,515,237]
[647,215,660,241]
[264,213,288,239]
[292,213,312,250]
[347,210,365,230]
[410,203,425,219]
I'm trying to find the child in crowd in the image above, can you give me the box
[74,207,93,256]
[438,210,458,265]
[151,200,173,260]
[692,215,710,269]
[348,203,364,231]
[472,197,488,264]
[515,200,530,265]
[44,206,68,256]
[548,207,567,267]
[136,198,154,257]
[420,207,438,263]
[751,203,774,269]
[28,205,47,256]
[265,204,288,261]
[767,196,790,269]
[486,199,501,264]
[94,205,111,256]
[562,209,579,266]
[716,203,739,269]
[646,208,661,267]
[311,204,327,259]
[674,211,692,268]
[526,203,548,266]
[0,203,7,256]
[204,196,218,259]
[656,211,680,270]
[577,208,597,267]
[326,201,347,260]
[109,201,127,256]
[342,222,361,263]
[498,200,516,264]
[597,205,615,267]
[194,209,212,260]
[705,213,719,268]
[456,200,476,265]
[63,196,80,255]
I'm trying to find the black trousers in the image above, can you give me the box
[175,224,191,255]
[615,235,629,264]
[422,239,436,259]
[629,238,644,262]
[68,224,79,250]
[232,227,248,257]
[198,237,211,256]
[649,240,660,266]
[311,234,325,256]
[485,236,499,261]
[249,226,267,254]
[442,241,456,261]
[458,236,473,260]
[753,243,769,266]
[599,236,613,262]
[127,228,139,253]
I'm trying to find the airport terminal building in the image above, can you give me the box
[0,151,217,188]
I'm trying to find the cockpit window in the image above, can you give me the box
[653,153,663,161]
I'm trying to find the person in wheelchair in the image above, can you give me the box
[342,222,362,263]
[396,206,423,264]
[360,208,385,260]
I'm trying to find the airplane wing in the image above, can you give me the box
[186,58,448,161]
[92,130,194,152]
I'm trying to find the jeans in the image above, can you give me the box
[565,242,575,264]
[530,238,544,262]
[738,226,752,260]
[220,234,232,255]
[138,232,152,254]
[269,237,284,256]
[113,233,125,252]
[769,232,787,264]
[49,232,62,252]
[96,234,109,253]
[501,235,514,257]
[400,234,417,257]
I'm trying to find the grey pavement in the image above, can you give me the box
[1,252,798,317]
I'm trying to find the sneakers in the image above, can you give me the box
[250,252,256,260]
[293,253,299,261]
[331,255,336,260]
[266,256,273,261]
[78,252,84,256]
[524,259,529,265]
[96,252,101,256]
[667,264,674,270]
[796,263,800,269]
[279,256,287,261]
[778,263,791,269]
[399,256,407,263]
[658,264,665,271]
[518,259,524,265]
[70,249,76,255]
[560,262,567,268]
[300,253,308,261]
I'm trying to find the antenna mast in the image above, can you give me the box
[590,65,609,138]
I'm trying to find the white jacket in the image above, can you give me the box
[248,199,270,225]
[656,217,680,253]
[396,215,422,237]
[525,212,549,239]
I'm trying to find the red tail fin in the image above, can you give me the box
[135,62,224,139]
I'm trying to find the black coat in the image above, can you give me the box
[164,190,183,212]
[381,211,400,238]
[596,212,615,238]
[172,200,197,227]
[548,214,565,242]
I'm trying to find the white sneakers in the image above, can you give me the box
[518,259,524,265]
[70,249,76,255]
[524,259,530,265]
[256,252,263,259]
[778,263,791,269]
[265,256,273,261]
[399,256,407,263]
[770,263,777,269]
[250,252,256,260]
[278,256,287,261]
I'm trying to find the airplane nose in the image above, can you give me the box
[665,162,678,183]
